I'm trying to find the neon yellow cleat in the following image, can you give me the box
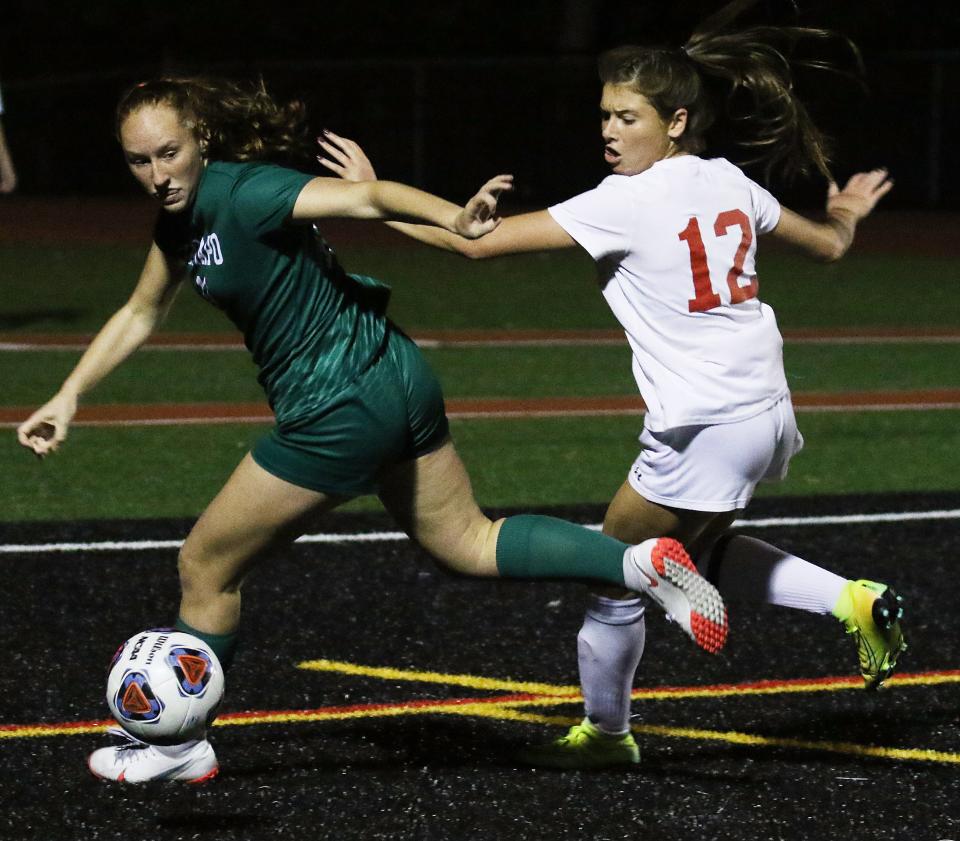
[835,579,906,691]
[517,719,640,770]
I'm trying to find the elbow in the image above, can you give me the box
[820,220,854,263]
[460,240,496,260]
[821,240,849,263]
[442,240,485,259]
[125,301,163,338]
[808,233,848,263]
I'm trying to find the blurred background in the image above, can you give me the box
[1,0,958,209]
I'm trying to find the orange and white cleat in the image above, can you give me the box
[626,537,728,653]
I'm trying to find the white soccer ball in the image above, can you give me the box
[105,629,225,745]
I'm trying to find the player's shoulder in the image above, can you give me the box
[205,159,256,182]
[197,160,256,203]
[699,157,770,192]
[209,161,311,210]
[206,160,302,189]
[701,156,747,176]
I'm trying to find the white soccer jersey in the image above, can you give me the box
[549,155,789,431]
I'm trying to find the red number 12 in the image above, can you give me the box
[678,209,758,313]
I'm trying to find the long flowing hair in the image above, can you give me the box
[599,0,862,181]
[115,76,314,166]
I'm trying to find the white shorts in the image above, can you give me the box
[627,396,804,513]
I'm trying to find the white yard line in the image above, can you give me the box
[3,508,958,555]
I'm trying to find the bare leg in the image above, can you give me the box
[603,479,733,545]
[377,439,502,577]
[89,453,346,778]
[379,438,636,583]
[178,453,347,636]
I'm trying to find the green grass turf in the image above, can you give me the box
[5,411,960,522]
[2,243,960,333]
[3,240,959,523]
[3,351,265,405]
[5,343,960,406]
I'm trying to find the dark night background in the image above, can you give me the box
[1,0,958,208]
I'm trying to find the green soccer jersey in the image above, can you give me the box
[154,161,391,427]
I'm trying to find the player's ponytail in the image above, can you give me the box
[116,77,314,166]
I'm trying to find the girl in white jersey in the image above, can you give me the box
[320,0,905,769]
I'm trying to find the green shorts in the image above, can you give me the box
[251,325,449,497]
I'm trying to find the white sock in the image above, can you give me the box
[578,594,645,736]
[701,535,847,615]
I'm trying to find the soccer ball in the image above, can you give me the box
[105,629,225,745]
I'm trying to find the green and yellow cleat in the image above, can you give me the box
[516,718,640,770]
[835,579,906,691]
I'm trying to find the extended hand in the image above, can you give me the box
[317,130,378,182]
[455,174,514,239]
[16,393,77,458]
[827,168,893,221]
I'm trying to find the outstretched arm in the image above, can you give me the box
[317,130,577,258]
[17,244,184,457]
[292,161,512,240]
[769,168,893,261]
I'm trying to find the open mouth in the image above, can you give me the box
[603,147,621,166]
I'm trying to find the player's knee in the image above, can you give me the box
[177,544,234,598]
[425,517,500,578]
[176,548,205,598]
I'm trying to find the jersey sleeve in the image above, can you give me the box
[229,164,315,238]
[547,178,634,261]
[749,179,781,234]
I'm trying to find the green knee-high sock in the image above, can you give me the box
[175,617,238,672]
[496,514,628,586]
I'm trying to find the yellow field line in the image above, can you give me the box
[0,723,109,739]
[486,709,960,766]
[297,658,580,696]
[215,699,568,730]
[299,658,960,701]
[221,701,960,767]
[6,664,959,766]
[7,698,960,766]
[8,664,956,741]
[626,671,960,700]
[0,694,574,740]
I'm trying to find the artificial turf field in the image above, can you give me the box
[1,493,959,840]
[1,203,959,839]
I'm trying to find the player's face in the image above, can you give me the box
[120,104,205,213]
[600,83,687,176]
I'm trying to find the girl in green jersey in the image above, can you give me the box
[17,76,726,783]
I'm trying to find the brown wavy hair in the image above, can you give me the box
[599,0,862,182]
[115,76,314,165]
